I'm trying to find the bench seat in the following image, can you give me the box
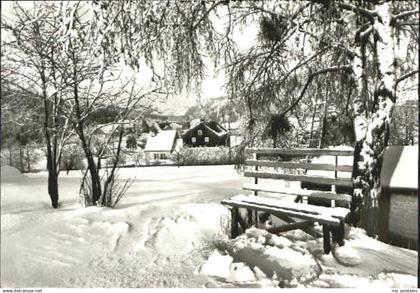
[221,194,350,226]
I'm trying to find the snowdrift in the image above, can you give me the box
[1,165,27,182]
[199,226,418,288]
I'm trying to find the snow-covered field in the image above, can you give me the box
[1,165,418,288]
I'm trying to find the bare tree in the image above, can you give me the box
[2,2,74,208]
[58,2,162,206]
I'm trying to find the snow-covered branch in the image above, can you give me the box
[395,70,419,87]
[392,9,419,21]
[355,23,374,43]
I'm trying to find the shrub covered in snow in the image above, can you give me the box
[60,144,85,172]
[171,146,234,165]
[1,146,43,172]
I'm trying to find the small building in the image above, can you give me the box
[144,130,181,165]
[221,121,242,147]
[182,120,228,147]
[379,145,418,250]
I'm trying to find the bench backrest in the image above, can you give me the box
[245,148,354,194]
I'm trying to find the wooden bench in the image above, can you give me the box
[221,147,354,254]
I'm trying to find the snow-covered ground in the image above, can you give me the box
[1,165,417,288]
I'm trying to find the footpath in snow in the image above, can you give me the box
[1,165,417,288]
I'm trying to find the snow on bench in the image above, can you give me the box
[221,194,350,226]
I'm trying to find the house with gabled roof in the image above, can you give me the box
[144,130,182,165]
[182,119,228,147]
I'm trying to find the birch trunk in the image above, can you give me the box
[352,3,396,237]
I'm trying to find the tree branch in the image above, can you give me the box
[392,9,419,21]
[396,69,419,86]
[279,47,330,85]
[192,1,225,31]
[355,23,373,43]
[395,20,418,27]
[337,2,378,23]
[281,65,352,116]
[311,1,377,22]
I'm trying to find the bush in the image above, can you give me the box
[79,167,133,208]
[106,151,126,167]
[60,144,85,172]
[171,146,239,165]
[1,144,43,172]
[126,134,137,150]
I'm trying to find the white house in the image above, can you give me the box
[144,130,182,165]
[221,121,242,147]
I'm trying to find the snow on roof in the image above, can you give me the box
[203,124,228,138]
[221,121,241,130]
[144,130,177,152]
[190,119,201,128]
[101,124,118,134]
[381,145,418,190]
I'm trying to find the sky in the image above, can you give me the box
[3,1,416,117]
[1,1,259,116]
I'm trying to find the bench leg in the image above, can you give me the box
[331,221,345,246]
[253,210,258,227]
[238,211,248,232]
[247,209,253,226]
[323,225,331,254]
[231,207,239,239]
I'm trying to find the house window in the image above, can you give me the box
[160,153,167,159]
[204,137,210,144]
[192,137,196,143]
[197,130,203,136]
[154,153,159,160]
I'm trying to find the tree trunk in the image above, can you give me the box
[351,3,396,237]
[70,45,102,205]
[76,124,102,204]
[26,145,31,171]
[102,125,124,206]
[8,144,13,166]
[97,157,101,170]
[19,145,24,172]
[48,172,59,209]
[82,140,102,204]
[46,147,59,208]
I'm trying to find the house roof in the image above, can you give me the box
[204,123,228,137]
[183,121,228,138]
[144,130,177,152]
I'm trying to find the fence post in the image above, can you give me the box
[331,155,338,207]
[254,152,258,195]
[253,152,259,226]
